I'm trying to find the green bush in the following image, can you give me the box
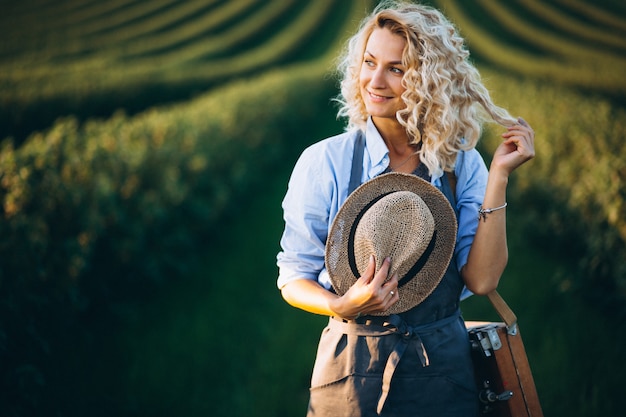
[0,0,355,144]
[0,63,338,414]
[478,68,626,315]
[436,0,626,97]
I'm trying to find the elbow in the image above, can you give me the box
[466,280,499,296]
[280,284,297,307]
[461,266,504,295]
[280,279,315,308]
[462,251,508,295]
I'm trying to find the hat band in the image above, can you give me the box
[396,230,436,288]
[347,192,437,287]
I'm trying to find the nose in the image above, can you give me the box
[370,67,386,89]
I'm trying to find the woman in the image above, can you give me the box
[276,1,535,416]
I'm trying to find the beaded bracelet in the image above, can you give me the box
[478,202,508,222]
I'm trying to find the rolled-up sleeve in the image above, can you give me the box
[276,144,334,289]
[454,149,488,273]
[276,130,363,290]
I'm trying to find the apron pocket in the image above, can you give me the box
[309,374,382,417]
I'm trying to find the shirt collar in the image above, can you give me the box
[365,118,391,176]
[364,117,444,185]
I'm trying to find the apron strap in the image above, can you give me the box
[348,130,365,195]
[440,171,459,220]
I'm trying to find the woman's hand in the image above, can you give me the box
[492,117,535,176]
[330,255,399,319]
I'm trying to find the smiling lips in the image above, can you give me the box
[367,91,392,102]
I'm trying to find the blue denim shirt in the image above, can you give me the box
[277,118,487,296]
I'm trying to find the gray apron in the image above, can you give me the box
[307,132,478,416]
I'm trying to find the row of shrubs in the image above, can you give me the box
[0,58,342,299]
[478,68,626,314]
[437,0,626,98]
[0,0,357,143]
[0,62,339,414]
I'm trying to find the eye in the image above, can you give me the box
[364,59,375,67]
[390,66,404,75]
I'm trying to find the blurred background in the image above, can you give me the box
[0,0,624,416]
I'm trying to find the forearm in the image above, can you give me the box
[462,169,509,294]
[463,117,535,293]
[281,256,399,318]
[281,279,347,318]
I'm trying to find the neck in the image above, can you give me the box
[370,116,420,173]
[371,117,412,152]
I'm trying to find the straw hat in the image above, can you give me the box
[325,172,457,315]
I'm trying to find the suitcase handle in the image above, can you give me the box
[487,291,518,335]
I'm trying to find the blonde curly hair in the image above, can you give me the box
[335,0,516,177]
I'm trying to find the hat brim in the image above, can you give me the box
[325,172,457,315]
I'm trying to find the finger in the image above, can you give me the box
[383,271,399,287]
[385,282,400,307]
[371,256,391,287]
[502,127,534,141]
[504,130,535,149]
[358,254,376,284]
[517,117,530,128]
[502,137,535,160]
[514,118,534,137]
[387,279,399,298]
[381,271,398,289]
[505,124,532,134]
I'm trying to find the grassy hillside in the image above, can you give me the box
[0,0,358,143]
[434,0,626,100]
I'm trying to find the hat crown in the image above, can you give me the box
[354,191,435,278]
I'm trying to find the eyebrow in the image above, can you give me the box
[364,50,403,66]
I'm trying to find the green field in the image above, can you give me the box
[1,1,625,416]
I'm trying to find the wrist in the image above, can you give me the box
[489,161,511,182]
[478,202,508,222]
[488,166,510,185]
[329,295,360,319]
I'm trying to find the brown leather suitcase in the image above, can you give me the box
[466,291,544,417]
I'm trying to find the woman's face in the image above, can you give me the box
[359,27,407,123]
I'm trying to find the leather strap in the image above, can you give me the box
[487,290,518,334]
